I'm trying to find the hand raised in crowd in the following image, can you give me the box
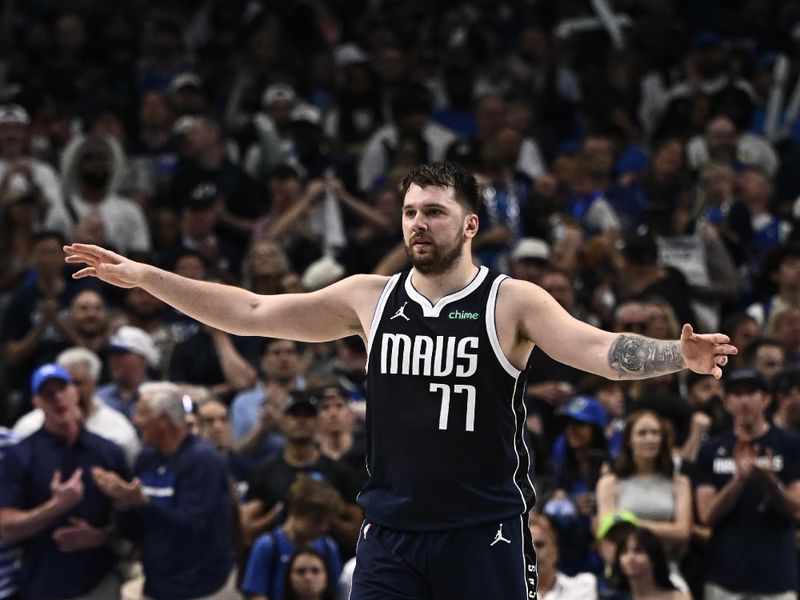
[64,243,148,289]
[689,411,712,439]
[680,324,738,379]
[50,468,84,512]
[52,517,107,552]
[91,467,148,509]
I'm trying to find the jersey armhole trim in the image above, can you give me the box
[365,273,401,368]
[486,275,522,378]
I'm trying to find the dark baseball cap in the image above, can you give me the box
[282,392,318,415]
[773,369,800,395]
[724,368,768,393]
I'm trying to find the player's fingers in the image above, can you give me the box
[715,344,737,355]
[716,356,728,367]
[711,365,722,379]
[681,323,694,339]
[72,267,98,279]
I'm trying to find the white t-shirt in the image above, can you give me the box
[45,192,151,253]
[542,572,598,600]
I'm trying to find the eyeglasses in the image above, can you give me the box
[620,321,647,332]
[293,566,323,576]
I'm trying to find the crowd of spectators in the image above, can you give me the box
[4,0,800,598]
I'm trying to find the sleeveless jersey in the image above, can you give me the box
[359,266,535,530]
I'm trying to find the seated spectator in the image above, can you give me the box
[545,395,609,576]
[92,381,238,599]
[232,338,306,467]
[678,372,728,469]
[196,395,251,499]
[282,548,339,600]
[0,103,63,227]
[168,114,262,249]
[595,510,640,599]
[509,237,551,286]
[97,325,160,419]
[610,527,690,600]
[766,307,800,368]
[596,411,692,584]
[158,180,245,283]
[686,114,778,178]
[242,238,297,296]
[14,347,140,466]
[694,368,800,599]
[45,135,151,257]
[0,427,21,599]
[242,475,343,600]
[0,363,128,599]
[357,84,456,193]
[1,230,96,417]
[739,337,786,387]
[314,380,367,490]
[63,288,111,357]
[772,369,800,433]
[747,242,800,327]
[243,392,361,556]
[530,513,597,600]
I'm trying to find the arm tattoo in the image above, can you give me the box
[608,334,684,378]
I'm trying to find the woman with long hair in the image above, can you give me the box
[280,548,337,600]
[611,528,691,600]
[596,410,691,584]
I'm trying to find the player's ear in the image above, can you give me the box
[465,214,479,236]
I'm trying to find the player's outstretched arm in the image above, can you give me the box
[64,244,383,342]
[504,279,737,380]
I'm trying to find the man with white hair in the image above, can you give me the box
[13,347,141,465]
[97,326,159,419]
[92,382,238,600]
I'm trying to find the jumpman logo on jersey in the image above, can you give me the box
[490,523,511,546]
[390,302,410,321]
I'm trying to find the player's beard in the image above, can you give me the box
[405,231,465,275]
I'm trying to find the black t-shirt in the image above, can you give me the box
[694,426,800,593]
[246,453,360,509]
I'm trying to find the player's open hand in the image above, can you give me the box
[680,323,738,379]
[64,243,147,289]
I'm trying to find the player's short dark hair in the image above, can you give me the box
[399,162,479,214]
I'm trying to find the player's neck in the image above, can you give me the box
[411,260,479,304]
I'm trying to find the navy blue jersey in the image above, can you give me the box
[359,267,535,530]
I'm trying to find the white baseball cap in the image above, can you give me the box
[108,326,160,368]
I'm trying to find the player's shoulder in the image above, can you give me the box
[321,273,390,296]
[493,276,551,309]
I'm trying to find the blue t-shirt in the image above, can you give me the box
[694,426,800,593]
[0,429,21,599]
[119,435,236,600]
[242,527,341,599]
[0,427,128,599]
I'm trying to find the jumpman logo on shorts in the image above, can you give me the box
[490,523,511,546]
[390,302,410,321]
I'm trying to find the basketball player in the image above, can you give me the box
[64,162,736,600]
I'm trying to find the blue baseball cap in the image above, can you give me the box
[558,395,607,428]
[31,363,72,396]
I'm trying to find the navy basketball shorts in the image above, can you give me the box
[350,514,538,600]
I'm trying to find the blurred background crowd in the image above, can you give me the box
[4,0,800,599]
